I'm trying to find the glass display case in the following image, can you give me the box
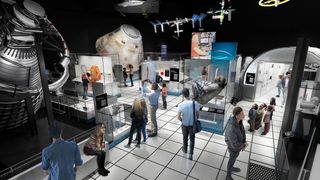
[183,58,238,135]
[141,52,188,96]
[96,103,132,148]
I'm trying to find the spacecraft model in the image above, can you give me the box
[96,24,143,72]
[0,0,70,131]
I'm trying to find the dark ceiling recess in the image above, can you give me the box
[36,0,320,57]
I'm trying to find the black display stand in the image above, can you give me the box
[35,36,55,125]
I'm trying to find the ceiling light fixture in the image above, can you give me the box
[259,0,290,7]
[117,0,145,7]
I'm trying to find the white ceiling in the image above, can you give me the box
[254,47,320,65]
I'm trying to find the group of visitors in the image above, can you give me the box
[248,97,276,135]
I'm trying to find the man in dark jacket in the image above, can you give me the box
[224,107,247,180]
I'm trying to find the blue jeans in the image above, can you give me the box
[227,148,241,177]
[128,123,142,145]
[277,86,281,96]
[135,121,147,142]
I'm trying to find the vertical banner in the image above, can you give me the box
[161,44,167,60]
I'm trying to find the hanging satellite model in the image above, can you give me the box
[149,13,207,37]
[207,0,235,25]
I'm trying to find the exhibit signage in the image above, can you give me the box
[96,93,108,110]
[170,68,180,82]
[245,73,256,85]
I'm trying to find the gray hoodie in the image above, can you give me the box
[225,116,246,151]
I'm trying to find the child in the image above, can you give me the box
[255,103,266,130]
[161,83,167,109]
[269,97,276,120]
[261,105,273,135]
[248,103,258,132]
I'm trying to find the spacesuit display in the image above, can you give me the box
[0,0,70,130]
[191,76,227,105]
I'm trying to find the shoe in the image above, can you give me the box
[148,133,157,137]
[248,129,254,132]
[188,154,193,160]
[141,141,146,144]
[261,132,267,135]
[124,144,131,148]
[276,95,280,97]
[231,167,241,172]
[98,169,108,176]
[135,144,140,148]
[132,140,138,143]
[102,169,110,175]
[182,148,187,153]
[226,176,234,180]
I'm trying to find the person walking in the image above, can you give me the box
[83,123,110,176]
[282,72,291,107]
[225,107,248,180]
[177,88,200,160]
[41,124,83,180]
[276,75,283,97]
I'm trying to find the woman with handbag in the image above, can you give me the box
[83,123,110,176]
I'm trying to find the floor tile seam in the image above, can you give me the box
[271,118,277,169]
[215,144,229,180]
[249,151,276,159]
[151,128,189,180]
[251,141,275,149]
[246,128,255,179]
[185,132,214,179]
[123,131,175,180]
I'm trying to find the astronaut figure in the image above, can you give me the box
[191,76,227,105]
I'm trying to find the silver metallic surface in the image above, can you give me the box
[0,0,70,130]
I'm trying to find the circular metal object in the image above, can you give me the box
[23,0,46,17]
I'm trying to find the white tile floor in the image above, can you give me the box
[86,81,285,180]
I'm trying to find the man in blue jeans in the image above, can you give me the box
[177,88,200,160]
[225,107,248,180]
[41,124,83,180]
[144,82,160,137]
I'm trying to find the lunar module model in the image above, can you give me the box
[0,0,70,131]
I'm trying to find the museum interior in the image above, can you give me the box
[0,0,319,180]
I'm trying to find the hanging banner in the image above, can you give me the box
[191,32,216,59]
[211,42,237,61]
